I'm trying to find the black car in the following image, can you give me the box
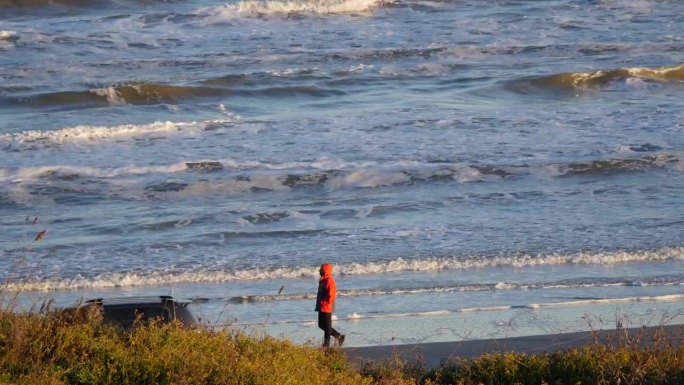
[70,295,199,328]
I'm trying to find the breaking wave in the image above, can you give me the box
[2,152,682,198]
[509,64,684,93]
[4,82,343,111]
[8,84,228,109]
[4,247,683,291]
[0,120,231,148]
[196,0,388,20]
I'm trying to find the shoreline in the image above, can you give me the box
[343,324,684,368]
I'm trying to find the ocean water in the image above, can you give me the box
[1,0,683,347]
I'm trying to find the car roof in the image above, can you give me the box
[85,295,192,306]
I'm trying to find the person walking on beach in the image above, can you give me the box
[315,263,345,348]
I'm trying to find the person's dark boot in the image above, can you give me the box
[337,334,345,347]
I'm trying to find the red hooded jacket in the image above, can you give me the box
[315,263,336,313]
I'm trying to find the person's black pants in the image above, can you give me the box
[318,311,340,346]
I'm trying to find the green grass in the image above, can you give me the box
[0,308,681,385]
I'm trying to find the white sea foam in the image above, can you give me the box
[0,31,16,40]
[0,120,229,147]
[197,0,387,21]
[268,68,300,77]
[0,31,16,49]
[0,162,190,185]
[0,157,334,189]
[325,170,411,189]
[338,249,684,276]
[348,63,373,73]
[5,248,683,291]
[0,156,374,178]
[452,165,483,182]
[91,87,127,105]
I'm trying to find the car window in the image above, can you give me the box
[103,306,166,327]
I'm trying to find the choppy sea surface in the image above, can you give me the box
[1,0,683,347]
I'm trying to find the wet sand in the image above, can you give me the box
[343,324,684,368]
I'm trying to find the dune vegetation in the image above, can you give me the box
[0,305,681,385]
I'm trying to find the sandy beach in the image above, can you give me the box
[344,324,684,368]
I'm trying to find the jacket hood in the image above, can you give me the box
[320,263,333,278]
